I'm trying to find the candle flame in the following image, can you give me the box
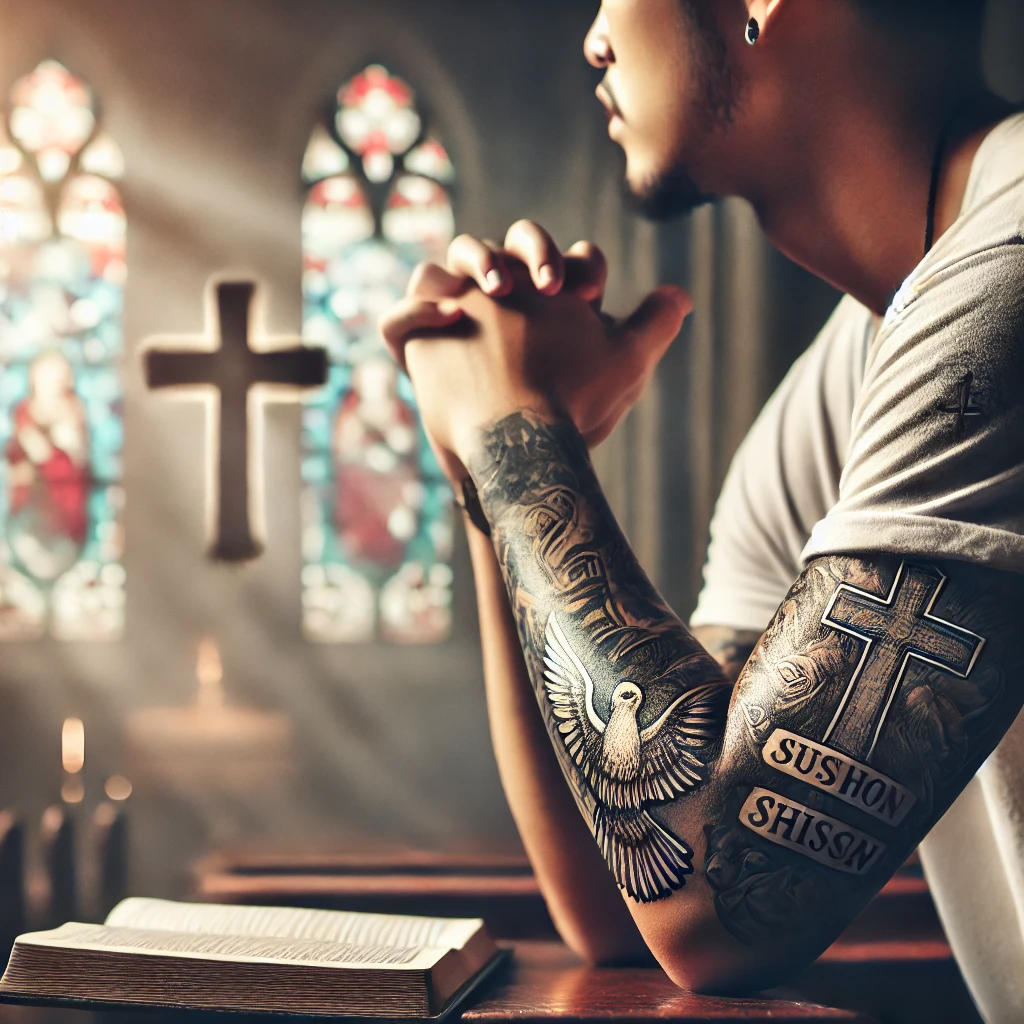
[197,636,225,710]
[62,717,85,774]
[104,775,132,801]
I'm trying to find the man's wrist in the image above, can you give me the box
[464,408,590,528]
[450,394,561,465]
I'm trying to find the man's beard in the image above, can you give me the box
[627,164,716,221]
[627,0,738,222]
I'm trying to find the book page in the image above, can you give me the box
[106,899,481,951]
[15,923,447,972]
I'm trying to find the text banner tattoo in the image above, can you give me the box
[762,728,915,826]
[740,787,887,876]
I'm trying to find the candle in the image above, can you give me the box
[61,718,85,773]
[60,717,85,805]
[197,636,225,711]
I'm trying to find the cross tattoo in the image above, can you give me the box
[821,563,985,762]
[145,281,327,561]
[937,371,983,431]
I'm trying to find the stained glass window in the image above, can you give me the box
[301,65,456,644]
[0,61,126,641]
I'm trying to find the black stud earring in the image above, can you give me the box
[745,17,760,45]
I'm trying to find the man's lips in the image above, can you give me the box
[595,82,623,123]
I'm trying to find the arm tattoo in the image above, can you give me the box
[469,411,731,903]
[703,555,1022,948]
[692,626,762,684]
[470,412,1024,955]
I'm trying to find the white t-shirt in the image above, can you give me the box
[690,113,1024,1023]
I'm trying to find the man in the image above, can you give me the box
[381,0,1024,1009]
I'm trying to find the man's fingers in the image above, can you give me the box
[504,220,564,295]
[406,261,467,301]
[447,234,513,296]
[564,240,609,307]
[379,299,464,369]
[620,285,694,360]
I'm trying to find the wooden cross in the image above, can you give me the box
[937,371,983,431]
[145,281,327,561]
[821,563,985,762]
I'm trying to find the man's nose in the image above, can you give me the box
[584,8,612,69]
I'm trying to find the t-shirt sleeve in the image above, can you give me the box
[803,243,1024,573]
[690,297,873,632]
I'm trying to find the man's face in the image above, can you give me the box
[585,0,739,220]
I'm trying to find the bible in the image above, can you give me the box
[0,898,502,1018]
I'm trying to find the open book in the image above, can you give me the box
[0,898,501,1018]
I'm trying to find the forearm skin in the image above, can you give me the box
[468,526,651,963]
[463,410,1024,993]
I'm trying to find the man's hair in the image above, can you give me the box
[854,0,986,42]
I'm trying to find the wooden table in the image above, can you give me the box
[0,942,874,1024]
[464,942,875,1024]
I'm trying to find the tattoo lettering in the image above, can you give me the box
[739,787,886,876]
[760,729,915,826]
[469,412,730,903]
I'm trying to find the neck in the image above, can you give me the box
[731,64,1005,315]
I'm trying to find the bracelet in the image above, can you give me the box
[454,477,491,538]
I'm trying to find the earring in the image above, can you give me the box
[745,17,760,45]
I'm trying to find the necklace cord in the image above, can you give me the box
[924,122,951,257]
[924,97,1004,257]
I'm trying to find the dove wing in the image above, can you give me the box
[543,615,606,787]
[633,681,730,803]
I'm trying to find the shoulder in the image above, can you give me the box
[870,241,1024,407]
[878,111,1024,356]
[806,243,1024,574]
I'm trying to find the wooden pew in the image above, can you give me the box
[194,848,978,1022]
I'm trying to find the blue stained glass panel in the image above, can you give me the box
[0,61,125,640]
[301,65,455,643]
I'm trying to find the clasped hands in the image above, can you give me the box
[379,220,693,482]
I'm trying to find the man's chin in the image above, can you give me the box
[625,164,717,222]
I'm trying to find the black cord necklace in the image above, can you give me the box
[924,97,992,257]
[923,120,951,257]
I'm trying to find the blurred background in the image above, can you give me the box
[0,0,1019,915]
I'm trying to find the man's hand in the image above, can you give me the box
[392,268,690,475]
[380,220,692,468]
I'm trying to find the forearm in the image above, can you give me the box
[467,525,650,962]
[463,410,743,986]
[463,410,1024,994]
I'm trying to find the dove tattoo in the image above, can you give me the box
[469,412,731,904]
[544,614,729,901]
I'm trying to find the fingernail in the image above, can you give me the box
[485,269,504,293]
[537,265,555,290]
